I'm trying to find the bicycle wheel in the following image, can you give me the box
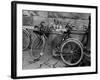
[23,29,30,50]
[31,34,44,59]
[60,38,83,66]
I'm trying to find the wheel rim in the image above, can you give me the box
[60,38,83,66]
[32,35,44,59]
[23,29,30,50]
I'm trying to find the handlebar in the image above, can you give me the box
[23,26,87,35]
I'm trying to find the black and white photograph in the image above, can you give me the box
[22,10,91,69]
[11,1,97,79]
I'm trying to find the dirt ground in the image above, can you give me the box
[22,40,91,70]
[22,38,69,70]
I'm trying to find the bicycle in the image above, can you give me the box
[23,22,90,66]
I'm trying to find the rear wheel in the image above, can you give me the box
[60,38,83,66]
[23,29,30,50]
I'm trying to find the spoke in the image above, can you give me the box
[72,53,81,62]
[62,53,71,58]
[70,55,73,63]
[70,42,75,50]
[62,52,71,55]
[67,43,72,51]
[71,57,75,63]
[63,53,71,60]
[74,43,80,50]
[71,56,78,63]
[63,54,73,63]
[74,49,81,55]
[23,31,29,49]
[73,52,81,60]
[73,46,80,52]
[62,45,70,53]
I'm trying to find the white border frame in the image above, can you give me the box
[16,3,97,77]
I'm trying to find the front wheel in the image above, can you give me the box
[60,38,83,66]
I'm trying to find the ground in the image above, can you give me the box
[22,39,67,70]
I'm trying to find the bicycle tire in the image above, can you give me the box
[60,38,83,66]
